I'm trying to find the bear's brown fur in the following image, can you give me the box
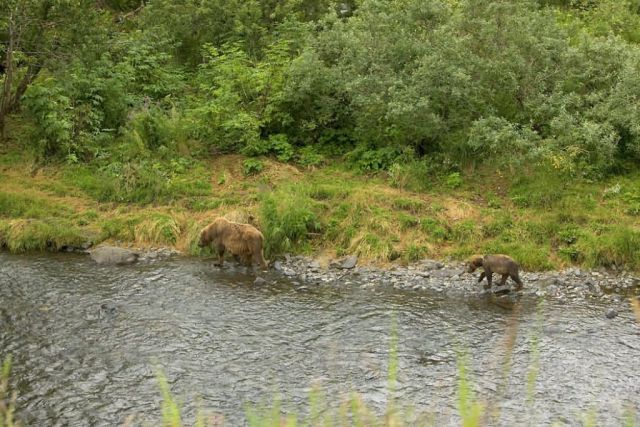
[198,217,267,269]
[467,254,523,290]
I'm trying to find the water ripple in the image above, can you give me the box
[0,252,638,426]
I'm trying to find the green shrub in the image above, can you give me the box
[296,146,325,168]
[355,233,397,261]
[122,108,187,152]
[347,146,403,172]
[388,160,431,192]
[482,215,514,239]
[269,134,294,162]
[451,220,480,243]
[486,193,501,209]
[243,134,294,162]
[445,172,463,189]
[559,246,582,263]
[399,213,419,230]
[405,244,428,262]
[259,188,322,257]
[421,218,449,241]
[243,159,265,176]
[22,81,74,159]
[522,221,559,245]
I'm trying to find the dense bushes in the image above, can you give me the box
[4,0,640,185]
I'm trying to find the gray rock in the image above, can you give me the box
[340,255,358,269]
[421,260,445,270]
[605,309,618,319]
[308,260,321,271]
[89,246,139,265]
[431,268,465,279]
[253,277,268,286]
[273,260,284,271]
[99,303,117,318]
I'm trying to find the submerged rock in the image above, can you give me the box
[99,303,118,319]
[605,309,618,319]
[89,246,139,265]
[253,277,268,286]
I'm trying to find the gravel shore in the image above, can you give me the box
[272,254,640,304]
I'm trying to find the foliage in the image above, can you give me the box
[576,227,640,269]
[259,186,322,257]
[0,219,87,253]
[3,0,640,274]
[0,192,71,219]
[156,370,183,427]
[457,353,484,427]
[4,0,640,180]
[242,159,265,176]
[0,356,18,427]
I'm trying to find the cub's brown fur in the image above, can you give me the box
[198,217,267,269]
[467,254,523,290]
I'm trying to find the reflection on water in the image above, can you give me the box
[0,252,639,426]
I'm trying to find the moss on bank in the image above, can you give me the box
[1,150,640,271]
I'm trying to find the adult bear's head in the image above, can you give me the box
[197,218,226,248]
[466,255,484,273]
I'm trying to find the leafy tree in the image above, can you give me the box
[0,0,110,137]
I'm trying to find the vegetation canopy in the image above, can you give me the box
[2,0,640,268]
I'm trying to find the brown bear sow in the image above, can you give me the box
[467,254,523,290]
[198,217,267,269]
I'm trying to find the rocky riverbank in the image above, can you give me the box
[84,245,640,310]
[270,254,640,305]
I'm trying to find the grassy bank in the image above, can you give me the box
[1,147,640,271]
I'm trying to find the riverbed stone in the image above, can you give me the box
[605,309,618,319]
[421,259,445,270]
[340,255,358,269]
[263,253,639,302]
[89,246,139,265]
[253,277,268,286]
[431,268,465,279]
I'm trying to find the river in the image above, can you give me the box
[0,252,638,426]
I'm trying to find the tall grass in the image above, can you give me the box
[157,370,183,427]
[2,149,640,271]
[456,353,484,427]
[134,213,182,246]
[0,356,18,427]
[0,219,88,253]
[0,192,71,219]
[259,186,322,258]
[1,309,638,427]
[244,316,408,427]
[576,228,640,270]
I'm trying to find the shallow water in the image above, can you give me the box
[0,252,639,426]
